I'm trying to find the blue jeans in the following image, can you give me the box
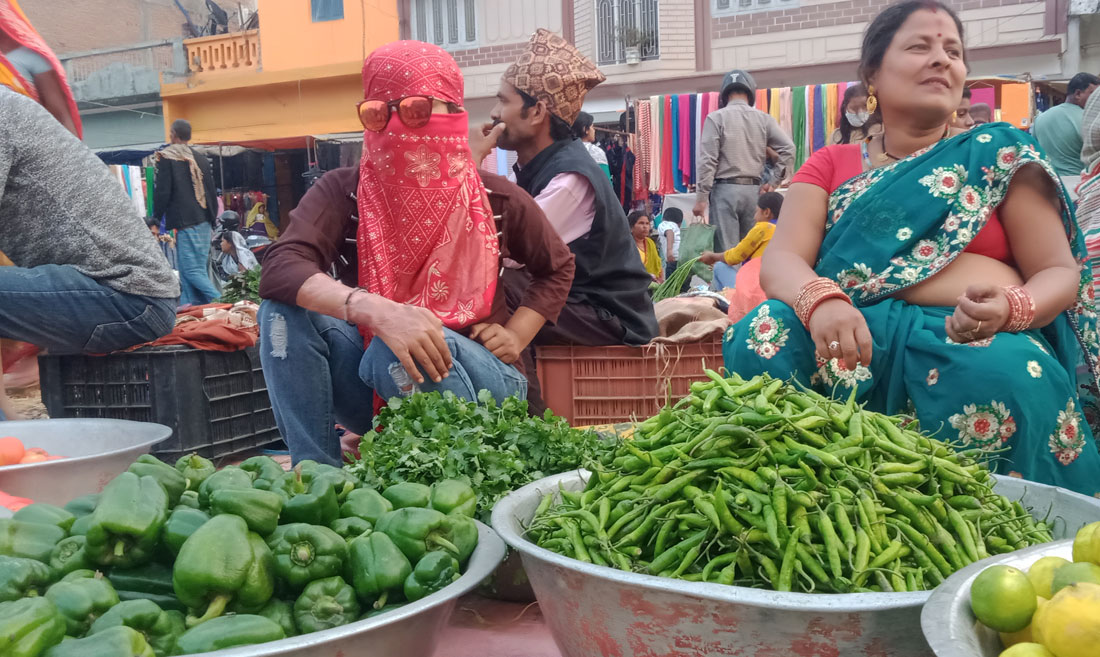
[258,299,528,465]
[0,264,177,419]
[176,223,220,306]
[712,262,739,290]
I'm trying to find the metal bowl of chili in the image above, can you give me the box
[492,470,1099,657]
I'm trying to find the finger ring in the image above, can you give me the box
[829,341,840,351]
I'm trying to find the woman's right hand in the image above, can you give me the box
[806,299,873,370]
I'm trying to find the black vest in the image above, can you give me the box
[515,139,658,346]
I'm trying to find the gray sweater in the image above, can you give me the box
[0,88,179,299]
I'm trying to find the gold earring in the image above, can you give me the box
[867,86,878,114]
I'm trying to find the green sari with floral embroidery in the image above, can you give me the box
[723,123,1100,496]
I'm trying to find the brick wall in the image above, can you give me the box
[450,41,529,68]
[658,0,699,63]
[713,0,1034,39]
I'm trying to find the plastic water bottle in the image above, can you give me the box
[388,362,420,397]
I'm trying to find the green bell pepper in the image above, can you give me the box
[161,507,210,557]
[404,551,460,602]
[62,495,98,519]
[172,514,275,626]
[272,469,339,526]
[0,597,66,657]
[429,480,476,518]
[241,598,296,638]
[174,614,284,654]
[108,562,185,613]
[448,515,479,565]
[89,599,185,657]
[176,491,200,510]
[239,456,285,491]
[196,467,252,508]
[209,488,284,536]
[13,504,75,533]
[44,570,120,636]
[174,454,216,492]
[293,575,360,633]
[0,519,66,563]
[68,515,93,538]
[328,517,372,540]
[85,472,168,569]
[43,625,154,657]
[340,488,392,524]
[297,461,357,501]
[49,536,90,579]
[375,507,460,563]
[128,454,187,506]
[0,555,52,602]
[347,532,411,609]
[266,523,347,592]
[382,482,431,510]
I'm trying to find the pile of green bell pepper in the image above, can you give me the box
[0,452,480,656]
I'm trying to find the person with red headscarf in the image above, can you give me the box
[0,0,81,136]
[257,41,576,465]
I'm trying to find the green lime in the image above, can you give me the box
[971,565,1037,633]
[1050,561,1100,596]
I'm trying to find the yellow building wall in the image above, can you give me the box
[257,0,399,72]
[161,0,400,146]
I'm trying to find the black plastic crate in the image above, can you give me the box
[38,345,282,463]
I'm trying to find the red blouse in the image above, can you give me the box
[792,144,1012,264]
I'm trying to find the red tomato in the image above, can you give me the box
[0,437,25,466]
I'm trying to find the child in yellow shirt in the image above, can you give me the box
[700,192,783,320]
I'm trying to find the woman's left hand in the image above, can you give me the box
[946,284,1010,343]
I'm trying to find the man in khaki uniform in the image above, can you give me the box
[694,70,794,250]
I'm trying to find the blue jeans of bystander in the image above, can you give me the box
[176,223,220,306]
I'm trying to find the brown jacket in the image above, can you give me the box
[258,167,576,332]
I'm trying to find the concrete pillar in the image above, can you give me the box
[1066,15,1082,76]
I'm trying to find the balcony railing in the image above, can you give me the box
[184,30,260,74]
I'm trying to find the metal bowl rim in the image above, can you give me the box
[0,419,172,473]
[492,469,930,613]
[919,538,1073,657]
[187,519,508,656]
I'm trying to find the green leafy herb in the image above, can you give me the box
[217,267,262,305]
[344,391,613,522]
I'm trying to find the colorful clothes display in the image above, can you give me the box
[723,123,1100,495]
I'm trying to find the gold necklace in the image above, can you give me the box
[872,124,951,163]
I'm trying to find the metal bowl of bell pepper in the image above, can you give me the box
[178,519,505,657]
[493,470,1100,657]
[0,419,171,506]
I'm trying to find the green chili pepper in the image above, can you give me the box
[777,526,804,592]
[648,530,707,575]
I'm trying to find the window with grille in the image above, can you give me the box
[596,0,660,66]
[410,0,478,49]
[311,0,344,22]
[713,0,798,16]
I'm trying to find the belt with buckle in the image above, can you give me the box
[715,176,762,185]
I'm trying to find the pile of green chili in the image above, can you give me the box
[525,371,1054,593]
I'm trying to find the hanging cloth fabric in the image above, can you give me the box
[756,89,768,113]
[661,95,675,194]
[779,87,793,136]
[805,86,814,157]
[635,100,651,197]
[824,83,838,139]
[646,94,655,192]
[679,94,692,186]
[668,94,677,192]
[813,85,826,152]
[790,86,806,168]
[769,88,781,123]
[686,93,697,186]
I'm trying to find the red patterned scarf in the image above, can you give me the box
[0,0,82,137]
[356,41,499,343]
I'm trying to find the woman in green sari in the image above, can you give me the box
[724,0,1100,495]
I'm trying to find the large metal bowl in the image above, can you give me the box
[0,419,172,505]
[189,520,505,657]
[921,540,1074,657]
[492,470,1100,657]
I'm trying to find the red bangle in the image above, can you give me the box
[1001,285,1035,332]
[795,277,852,327]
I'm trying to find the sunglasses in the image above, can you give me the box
[357,96,457,132]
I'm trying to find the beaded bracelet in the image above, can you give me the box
[1001,285,1035,333]
[795,277,852,327]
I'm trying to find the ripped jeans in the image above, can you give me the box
[258,299,528,465]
